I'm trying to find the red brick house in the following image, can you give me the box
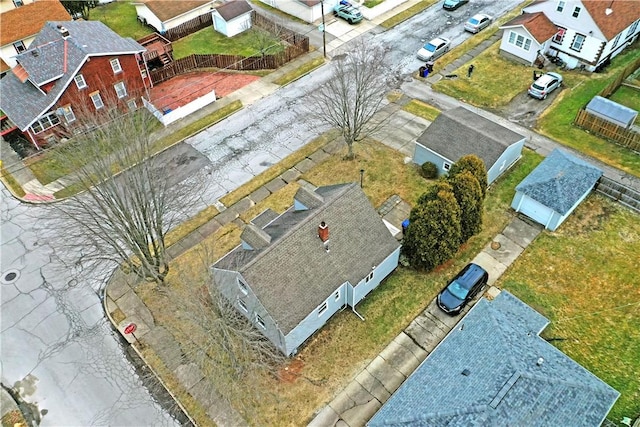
[0,20,151,149]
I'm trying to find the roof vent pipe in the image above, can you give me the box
[537,357,544,366]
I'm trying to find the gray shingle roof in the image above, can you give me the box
[586,95,638,127]
[515,149,603,215]
[368,291,619,427]
[215,0,253,21]
[416,107,525,168]
[0,21,144,131]
[213,183,400,334]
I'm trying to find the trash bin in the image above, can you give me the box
[419,67,429,78]
[402,219,410,235]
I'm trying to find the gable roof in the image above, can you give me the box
[137,0,213,22]
[586,95,638,127]
[416,107,525,169]
[213,183,400,334]
[0,0,71,46]
[582,0,640,40]
[515,149,603,215]
[0,20,144,131]
[215,0,252,21]
[500,12,558,44]
[368,291,619,427]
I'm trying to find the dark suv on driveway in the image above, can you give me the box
[437,263,488,315]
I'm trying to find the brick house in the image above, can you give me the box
[0,20,151,149]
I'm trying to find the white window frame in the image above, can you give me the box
[110,58,122,74]
[571,33,586,51]
[365,270,374,283]
[127,99,138,110]
[12,0,23,7]
[556,1,565,12]
[611,34,621,49]
[443,162,451,171]
[238,298,248,312]
[572,6,581,18]
[508,31,516,45]
[627,20,639,38]
[30,113,60,134]
[524,39,532,51]
[553,28,566,44]
[255,314,266,329]
[74,74,87,89]
[114,81,127,99]
[238,279,248,295]
[13,40,26,53]
[90,91,104,110]
[62,105,76,123]
[334,290,340,301]
[318,301,328,316]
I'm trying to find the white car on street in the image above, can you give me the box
[417,37,451,61]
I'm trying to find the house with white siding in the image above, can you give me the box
[212,0,253,38]
[211,183,401,356]
[499,0,640,71]
[132,0,215,34]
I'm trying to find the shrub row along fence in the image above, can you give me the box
[149,12,309,85]
[595,176,640,213]
[574,109,640,152]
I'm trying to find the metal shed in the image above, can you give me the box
[585,96,638,129]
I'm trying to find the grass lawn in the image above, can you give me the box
[89,2,153,40]
[172,27,283,59]
[136,140,545,425]
[402,99,441,121]
[609,85,640,112]
[498,195,640,422]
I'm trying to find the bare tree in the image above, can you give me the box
[306,38,400,159]
[248,16,287,59]
[41,106,209,286]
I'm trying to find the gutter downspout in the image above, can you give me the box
[351,284,364,321]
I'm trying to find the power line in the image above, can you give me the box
[553,300,640,324]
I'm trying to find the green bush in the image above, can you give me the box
[448,170,483,242]
[420,161,438,179]
[449,154,488,199]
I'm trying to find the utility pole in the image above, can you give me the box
[320,1,327,58]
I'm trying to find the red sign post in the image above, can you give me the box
[123,323,137,334]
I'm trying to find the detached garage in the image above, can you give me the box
[512,149,602,231]
[213,0,253,38]
[585,96,638,129]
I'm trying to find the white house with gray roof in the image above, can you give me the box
[512,148,603,231]
[413,107,526,184]
[211,183,401,356]
[368,290,619,426]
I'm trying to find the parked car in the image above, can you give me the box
[333,2,363,24]
[443,0,469,11]
[464,13,492,33]
[417,37,450,61]
[528,72,563,99]
[436,263,488,315]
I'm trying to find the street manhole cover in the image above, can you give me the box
[1,269,20,285]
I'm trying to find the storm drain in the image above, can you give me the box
[1,269,20,285]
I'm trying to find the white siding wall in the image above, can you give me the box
[225,14,252,38]
[487,139,524,184]
[261,0,339,23]
[499,28,540,65]
[0,34,35,68]
[165,4,213,30]
[135,5,163,33]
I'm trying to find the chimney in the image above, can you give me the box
[318,221,329,252]
[57,25,70,38]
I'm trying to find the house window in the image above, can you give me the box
[13,41,26,53]
[524,39,532,51]
[611,34,621,49]
[62,105,76,123]
[127,99,138,110]
[508,31,516,44]
[571,33,586,51]
[255,314,266,329]
[238,279,248,295]
[365,270,374,283]
[556,1,564,12]
[30,113,60,134]
[572,6,581,18]
[238,299,248,312]
[627,20,639,38]
[90,91,104,109]
[553,28,566,44]
[507,32,531,51]
[74,74,87,89]
[443,162,451,171]
[110,58,122,74]
[318,301,328,316]
[114,81,127,99]
[334,290,340,301]
[12,0,23,7]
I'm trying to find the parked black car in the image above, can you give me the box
[436,263,488,315]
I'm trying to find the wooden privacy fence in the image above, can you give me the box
[163,13,213,41]
[595,176,640,213]
[574,109,640,152]
[598,55,640,98]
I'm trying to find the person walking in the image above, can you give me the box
[467,64,475,78]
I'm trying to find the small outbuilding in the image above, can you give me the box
[511,149,603,231]
[212,0,253,38]
[585,96,638,129]
[133,0,215,34]
[413,107,526,184]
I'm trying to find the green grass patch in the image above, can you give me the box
[172,27,284,59]
[609,85,640,112]
[379,0,439,29]
[0,161,26,198]
[89,2,153,40]
[272,56,325,86]
[363,0,385,8]
[498,195,640,422]
[402,99,441,121]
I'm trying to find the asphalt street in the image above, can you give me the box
[0,0,523,424]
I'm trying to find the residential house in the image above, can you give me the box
[512,148,602,231]
[0,21,150,149]
[259,0,338,24]
[0,0,71,75]
[413,107,525,184]
[1,0,35,14]
[368,290,620,426]
[500,0,640,71]
[211,183,401,356]
[212,0,253,38]
[133,0,215,34]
